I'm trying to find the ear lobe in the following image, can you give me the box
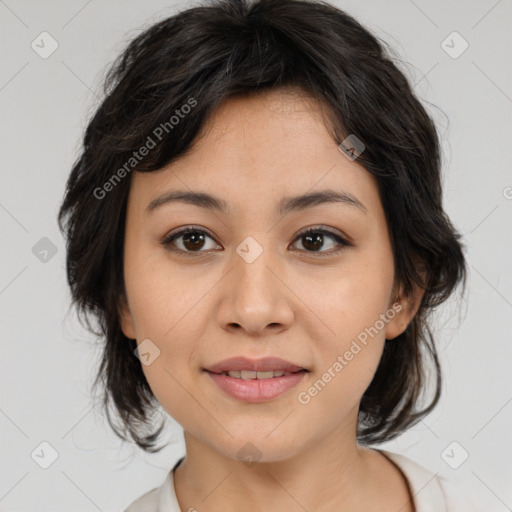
[118,295,136,340]
[385,282,425,341]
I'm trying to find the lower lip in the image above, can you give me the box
[205,371,307,403]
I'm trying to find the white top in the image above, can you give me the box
[123,450,473,512]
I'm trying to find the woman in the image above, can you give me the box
[58,0,471,509]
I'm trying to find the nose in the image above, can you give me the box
[216,240,295,337]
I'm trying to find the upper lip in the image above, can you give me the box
[204,356,308,374]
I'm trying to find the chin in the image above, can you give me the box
[210,427,308,465]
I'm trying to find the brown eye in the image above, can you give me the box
[301,232,324,251]
[291,227,352,255]
[162,227,221,255]
[181,231,206,251]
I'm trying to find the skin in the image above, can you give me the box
[120,87,424,511]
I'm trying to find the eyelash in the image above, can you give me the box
[161,225,353,258]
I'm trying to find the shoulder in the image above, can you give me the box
[123,469,181,512]
[380,450,475,512]
[123,486,160,512]
[123,457,185,512]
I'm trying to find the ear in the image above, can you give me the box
[385,279,425,341]
[118,294,137,340]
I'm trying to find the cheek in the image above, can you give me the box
[124,242,211,336]
[293,254,394,345]
[140,357,211,443]
[294,313,386,438]
[291,253,393,402]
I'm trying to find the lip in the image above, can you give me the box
[203,356,309,403]
[206,370,307,403]
[204,356,307,374]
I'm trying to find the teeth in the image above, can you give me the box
[255,371,274,379]
[225,369,295,379]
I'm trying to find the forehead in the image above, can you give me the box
[191,88,336,161]
[128,88,382,219]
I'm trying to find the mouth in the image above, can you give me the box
[204,356,309,375]
[203,356,309,403]
[204,369,308,403]
[205,369,307,379]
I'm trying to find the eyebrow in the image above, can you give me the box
[145,189,367,216]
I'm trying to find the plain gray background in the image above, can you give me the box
[1,0,511,510]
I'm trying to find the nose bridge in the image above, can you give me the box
[233,233,278,302]
[218,233,294,334]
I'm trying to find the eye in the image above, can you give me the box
[290,226,353,256]
[161,225,353,257]
[161,226,221,256]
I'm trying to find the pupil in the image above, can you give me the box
[303,233,323,251]
[181,232,325,252]
[183,232,205,251]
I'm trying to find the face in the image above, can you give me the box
[120,88,421,462]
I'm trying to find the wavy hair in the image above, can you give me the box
[58,0,468,451]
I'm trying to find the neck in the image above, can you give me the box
[173,421,412,511]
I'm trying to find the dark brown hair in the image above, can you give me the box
[58,0,467,452]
